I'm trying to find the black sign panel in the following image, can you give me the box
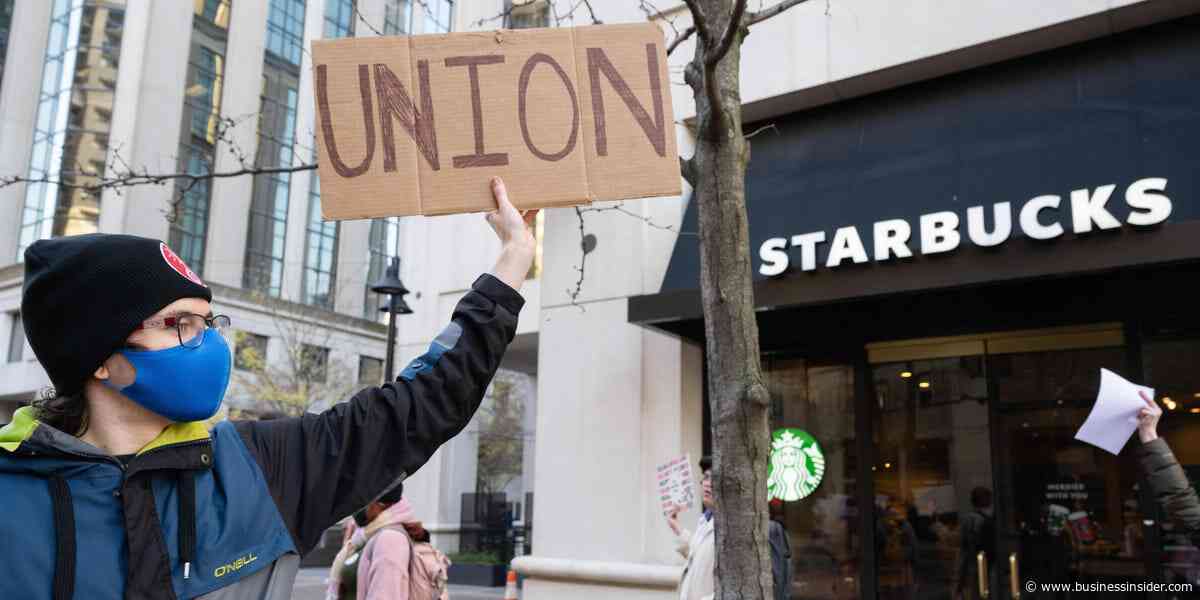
[659,17,1200,293]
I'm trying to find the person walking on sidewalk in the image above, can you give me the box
[1134,390,1200,545]
[327,483,450,600]
[668,456,716,600]
[0,178,534,599]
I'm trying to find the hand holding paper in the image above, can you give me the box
[1074,368,1155,455]
[1136,390,1162,443]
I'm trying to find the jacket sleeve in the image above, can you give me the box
[235,274,523,554]
[675,528,693,559]
[1138,438,1200,547]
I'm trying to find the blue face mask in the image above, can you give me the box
[110,328,232,422]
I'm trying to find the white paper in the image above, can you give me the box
[1074,368,1155,455]
[656,454,696,517]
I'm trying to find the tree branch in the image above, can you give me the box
[667,25,697,56]
[1,163,317,194]
[747,0,814,26]
[680,0,712,45]
[707,0,748,67]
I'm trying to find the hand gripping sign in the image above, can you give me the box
[311,23,681,219]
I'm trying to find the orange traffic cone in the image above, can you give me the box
[503,569,519,600]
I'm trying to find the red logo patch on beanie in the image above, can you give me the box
[160,243,206,287]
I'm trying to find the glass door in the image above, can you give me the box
[989,341,1152,599]
[867,325,1155,600]
[869,346,995,600]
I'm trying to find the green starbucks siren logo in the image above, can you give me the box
[768,428,825,501]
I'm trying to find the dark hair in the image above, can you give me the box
[971,486,993,509]
[378,481,405,504]
[699,455,713,472]
[31,387,89,436]
[403,522,430,543]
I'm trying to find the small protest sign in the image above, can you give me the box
[656,453,696,517]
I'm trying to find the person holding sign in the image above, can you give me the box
[1134,390,1200,548]
[668,456,716,600]
[0,178,534,599]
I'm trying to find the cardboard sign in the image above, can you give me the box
[311,23,680,220]
[656,453,696,517]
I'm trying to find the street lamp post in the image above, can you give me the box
[370,256,413,382]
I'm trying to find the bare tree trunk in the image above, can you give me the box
[681,0,774,597]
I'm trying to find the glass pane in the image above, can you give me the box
[873,356,993,600]
[766,358,860,599]
[991,346,1148,598]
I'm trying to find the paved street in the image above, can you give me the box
[291,568,508,600]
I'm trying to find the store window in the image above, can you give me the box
[765,357,860,599]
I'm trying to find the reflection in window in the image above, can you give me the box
[422,0,453,33]
[323,0,354,39]
[764,358,860,600]
[303,171,338,309]
[364,216,400,319]
[0,0,14,94]
[383,0,410,35]
[172,21,228,274]
[194,0,231,28]
[265,0,305,65]
[18,0,126,260]
[244,74,298,297]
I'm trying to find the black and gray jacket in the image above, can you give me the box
[1138,437,1200,547]
[0,274,522,600]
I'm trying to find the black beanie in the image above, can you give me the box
[22,234,213,396]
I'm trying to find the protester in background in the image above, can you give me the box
[1135,390,1200,546]
[768,499,793,600]
[327,481,451,600]
[955,487,994,600]
[668,455,716,600]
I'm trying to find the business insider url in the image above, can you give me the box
[1027,579,1193,594]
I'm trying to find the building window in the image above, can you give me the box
[506,0,548,29]
[383,0,410,35]
[0,0,14,94]
[245,72,299,297]
[364,217,400,319]
[172,31,227,275]
[323,0,354,38]
[265,0,305,66]
[18,0,126,260]
[7,312,23,363]
[194,0,231,29]
[358,356,383,385]
[422,0,453,33]
[300,344,330,382]
[234,332,268,371]
[303,172,339,309]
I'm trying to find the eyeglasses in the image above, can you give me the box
[133,313,231,349]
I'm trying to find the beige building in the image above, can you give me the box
[6,2,1200,599]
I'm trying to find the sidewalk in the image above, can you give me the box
[291,567,508,600]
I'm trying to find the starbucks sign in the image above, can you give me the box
[768,428,825,502]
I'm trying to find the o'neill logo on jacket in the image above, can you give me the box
[758,177,1172,276]
[768,428,825,502]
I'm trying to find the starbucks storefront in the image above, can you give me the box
[630,15,1200,600]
